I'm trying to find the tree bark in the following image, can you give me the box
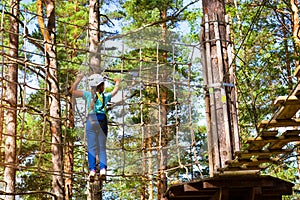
[88,0,103,199]
[64,94,76,200]
[43,0,64,199]
[3,0,19,199]
[157,7,168,200]
[64,136,74,200]
[201,0,236,176]
[147,129,153,200]
[291,0,300,62]
[291,0,300,188]
[89,0,101,73]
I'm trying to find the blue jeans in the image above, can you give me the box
[86,113,108,171]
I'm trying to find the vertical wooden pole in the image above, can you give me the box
[201,0,239,176]
[226,15,240,152]
[202,14,220,176]
[213,14,232,164]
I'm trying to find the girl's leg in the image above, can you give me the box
[86,116,98,171]
[98,129,107,170]
[98,115,108,170]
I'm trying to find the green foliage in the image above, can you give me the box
[228,1,300,198]
[228,1,296,136]
[16,172,52,200]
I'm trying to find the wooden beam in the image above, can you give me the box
[291,83,300,97]
[245,131,278,150]
[258,119,300,128]
[274,96,300,106]
[234,150,291,160]
[258,130,278,137]
[246,140,271,151]
[273,96,300,119]
[282,129,300,136]
[218,165,263,171]
[294,66,300,78]
[268,135,300,149]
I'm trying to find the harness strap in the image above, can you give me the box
[88,92,106,114]
[96,92,106,113]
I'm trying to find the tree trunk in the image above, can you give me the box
[290,0,300,186]
[89,0,101,74]
[88,0,103,199]
[3,0,19,199]
[201,0,235,176]
[157,8,168,200]
[64,140,74,200]
[147,127,153,200]
[141,133,146,200]
[64,95,76,200]
[291,0,300,64]
[43,0,64,199]
[282,7,292,89]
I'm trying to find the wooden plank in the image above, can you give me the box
[246,140,270,151]
[246,136,277,151]
[224,161,261,170]
[219,163,262,171]
[293,84,300,97]
[282,130,300,136]
[184,184,200,192]
[272,86,300,118]
[259,130,278,137]
[234,149,292,158]
[274,106,300,120]
[218,166,262,171]
[246,137,277,142]
[225,158,275,167]
[246,131,279,151]
[294,66,300,78]
[274,96,300,106]
[234,151,278,160]
[215,170,260,175]
[258,119,300,128]
[268,135,300,149]
[273,95,300,119]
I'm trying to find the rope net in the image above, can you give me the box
[0,3,207,199]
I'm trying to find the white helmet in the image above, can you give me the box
[88,74,104,87]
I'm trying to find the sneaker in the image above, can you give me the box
[89,170,96,182]
[99,168,106,180]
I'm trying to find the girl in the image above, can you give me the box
[70,73,120,181]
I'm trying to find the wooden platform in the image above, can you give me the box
[165,175,293,200]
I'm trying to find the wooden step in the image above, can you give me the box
[294,66,300,78]
[246,131,278,151]
[225,158,275,169]
[273,96,300,119]
[268,135,300,149]
[292,83,300,97]
[218,165,263,171]
[234,149,292,160]
[258,119,300,128]
[282,129,300,136]
[246,139,272,151]
[274,95,300,106]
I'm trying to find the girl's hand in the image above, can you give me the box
[114,77,120,84]
[77,73,84,79]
